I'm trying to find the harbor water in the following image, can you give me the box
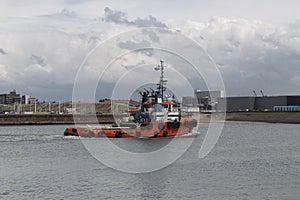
[0,122,299,199]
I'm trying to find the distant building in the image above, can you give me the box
[181,96,199,113]
[217,95,300,112]
[0,104,14,113]
[195,90,224,112]
[217,97,254,112]
[0,89,21,104]
[22,95,38,104]
[182,96,198,107]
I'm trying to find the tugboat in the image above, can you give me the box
[64,59,197,138]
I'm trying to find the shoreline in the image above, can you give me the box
[199,111,300,124]
[0,112,300,125]
[0,114,114,125]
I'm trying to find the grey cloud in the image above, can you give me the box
[40,8,78,19]
[103,7,130,25]
[60,8,77,17]
[193,17,300,96]
[142,29,160,43]
[118,40,151,50]
[3,10,300,101]
[103,7,167,28]
[30,54,46,67]
[134,16,167,28]
[0,48,6,55]
[122,60,146,70]
[118,40,154,56]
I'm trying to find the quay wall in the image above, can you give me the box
[1,112,300,125]
[199,112,300,124]
[0,114,115,125]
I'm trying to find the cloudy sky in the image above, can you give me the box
[1,0,300,101]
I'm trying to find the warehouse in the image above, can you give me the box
[217,95,300,112]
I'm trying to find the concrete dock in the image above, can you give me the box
[0,114,114,125]
[1,112,300,125]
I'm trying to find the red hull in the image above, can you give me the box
[64,118,197,138]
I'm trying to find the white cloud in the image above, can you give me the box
[0,64,8,79]
[173,17,300,95]
[1,5,300,100]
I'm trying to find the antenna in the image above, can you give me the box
[260,90,265,97]
[253,90,257,97]
[154,59,167,100]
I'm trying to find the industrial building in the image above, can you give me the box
[217,95,300,112]
[194,90,224,111]
[182,96,198,107]
[185,89,300,113]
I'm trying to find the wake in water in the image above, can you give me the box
[0,134,65,143]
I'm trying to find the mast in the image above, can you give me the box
[155,59,167,100]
